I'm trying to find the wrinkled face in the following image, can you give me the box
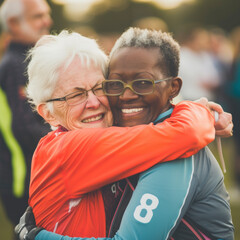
[47,57,113,130]
[108,47,174,127]
[20,0,52,44]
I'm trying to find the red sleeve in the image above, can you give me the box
[35,101,215,197]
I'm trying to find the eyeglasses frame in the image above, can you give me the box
[46,82,104,106]
[102,77,173,96]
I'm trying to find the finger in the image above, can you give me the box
[208,101,223,113]
[215,122,234,138]
[195,97,209,106]
[214,112,232,130]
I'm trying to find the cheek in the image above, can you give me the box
[149,92,171,115]
[107,96,118,110]
[145,93,166,113]
[99,95,111,109]
[66,106,85,128]
[154,85,171,103]
[98,96,113,126]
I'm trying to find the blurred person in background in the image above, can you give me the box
[227,26,240,198]
[0,31,11,58]
[0,0,52,235]
[177,25,222,102]
[208,27,233,107]
[133,16,169,32]
[98,32,120,55]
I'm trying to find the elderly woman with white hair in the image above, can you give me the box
[16,29,233,240]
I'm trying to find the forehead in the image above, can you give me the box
[56,57,104,93]
[109,47,161,75]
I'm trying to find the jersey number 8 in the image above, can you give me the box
[134,193,159,223]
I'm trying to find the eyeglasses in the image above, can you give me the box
[102,77,172,96]
[46,82,105,106]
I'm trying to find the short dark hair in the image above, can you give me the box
[109,27,180,77]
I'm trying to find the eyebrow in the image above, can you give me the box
[108,72,155,78]
[73,81,103,92]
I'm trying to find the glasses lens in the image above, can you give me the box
[132,80,154,94]
[103,80,124,95]
[93,85,105,97]
[66,91,86,105]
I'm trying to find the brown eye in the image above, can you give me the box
[132,79,153,94]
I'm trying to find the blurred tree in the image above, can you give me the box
[0,0,239,37]
[85,0,240,35]
[46,0,69,33]
[167,0,240,33]
[86,0,167,34]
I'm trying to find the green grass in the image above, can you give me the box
[0,139,239,240]
[0,198,14,240]
[209,139,240,240]
[231,203,240,239]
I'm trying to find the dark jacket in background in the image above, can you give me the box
[0,42,50,224]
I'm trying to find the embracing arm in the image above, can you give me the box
[28,101,215,230]
[58,101,215,194]
[36,231,114,240]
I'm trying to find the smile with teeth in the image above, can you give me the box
[121,108,143,114]
[82,114,103,123]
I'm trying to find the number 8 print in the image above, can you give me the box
[133,193,159,223]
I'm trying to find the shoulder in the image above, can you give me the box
[193,147,222,173]
[193,147,224,192]
[0,50,25,79]
[139,157,194,186]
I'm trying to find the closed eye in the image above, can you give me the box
[67,91,85,100]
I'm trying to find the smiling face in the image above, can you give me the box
[108,47,181,127]
[39,56,113,130]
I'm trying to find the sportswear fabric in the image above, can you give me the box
[29,101,214,237]
[34,108,233,240]
[109,149,233,240]
[106,109,234,239]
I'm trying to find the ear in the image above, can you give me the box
[169,77,182,100]
[37,104,60,128]
[7,16,21,33]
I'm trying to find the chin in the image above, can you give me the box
[85,122,109,129]
[119,121,139,127]
[120,118,149,127]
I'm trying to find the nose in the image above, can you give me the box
[119,88,139,101]
[46,15,53,28]
[42,14,53,29]
[85,91,101,109]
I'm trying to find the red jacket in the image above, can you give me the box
[29,101,215,237]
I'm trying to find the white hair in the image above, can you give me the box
[27,30,108,111]
[0,0,24,31]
